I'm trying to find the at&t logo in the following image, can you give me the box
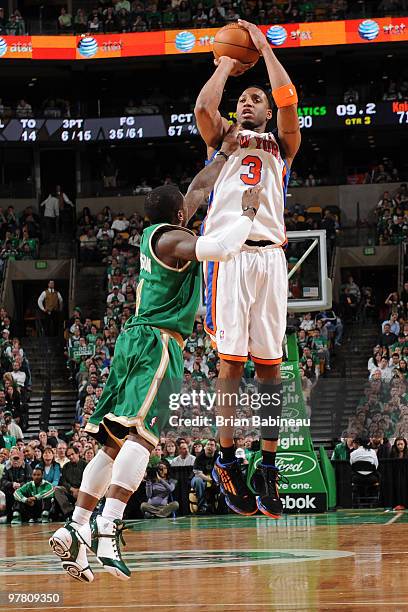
[78,36,98,58]
[0,37,7,57]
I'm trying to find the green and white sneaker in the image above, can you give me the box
[11,511,22,525]
[49,521,94,583]
[78,516,130,581]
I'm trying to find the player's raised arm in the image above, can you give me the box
[238,19,301,166]
[184,124,240,221]
[194,57,251,151]
[157,185,263,263]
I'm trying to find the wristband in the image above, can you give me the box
[215,151,229,161]
[242,206,257,216]
[272,83,298,108]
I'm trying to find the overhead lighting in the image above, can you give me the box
[315,58,321,63]
[31,77,37,81]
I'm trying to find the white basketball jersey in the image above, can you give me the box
[203,129,289,244]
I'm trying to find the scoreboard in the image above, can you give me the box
[0,101,406,143]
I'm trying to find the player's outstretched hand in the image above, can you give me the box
[238,19,269,55]
[242,184,263,214]
[220,123,241,156]
[214,55,256,77]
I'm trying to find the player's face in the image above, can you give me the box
[236,88,272,130]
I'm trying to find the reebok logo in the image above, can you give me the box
[282,495,316,510]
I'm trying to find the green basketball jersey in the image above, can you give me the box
[126,223,201,339]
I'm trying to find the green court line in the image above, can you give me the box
[126,509,408,533]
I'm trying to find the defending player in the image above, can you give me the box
[194,20,301,518]
[49,126,263,583]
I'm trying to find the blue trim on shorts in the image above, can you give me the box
[205,260,215,332]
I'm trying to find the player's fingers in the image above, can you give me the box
[237,19,249,29]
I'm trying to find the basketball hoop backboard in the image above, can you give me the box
[286,229,332,313]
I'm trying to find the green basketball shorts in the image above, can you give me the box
[85,324,183,447]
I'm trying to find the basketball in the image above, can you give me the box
[213,23,259,65]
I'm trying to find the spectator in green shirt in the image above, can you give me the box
[331,435,356,461]
[309,329,331,370]
[244,359,255,381]
[13,466,54,524]
[0,421,16,449]
[86,325,100,345]
[58,7,72,32]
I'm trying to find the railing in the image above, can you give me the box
[0,260,8,305]
[69,257,77,315]
[398,241,406,291]
[336,225,377,248]
[38,323,52,432]
[329,244,337,282]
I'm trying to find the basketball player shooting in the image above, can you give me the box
[48,126,264,583]
[194,20,301,518]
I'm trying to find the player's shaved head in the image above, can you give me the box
[145,185,184,224]
[236,86,273,131]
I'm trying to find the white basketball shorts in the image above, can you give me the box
[203,245,288,364]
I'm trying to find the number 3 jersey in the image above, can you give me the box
[203,129,290,245]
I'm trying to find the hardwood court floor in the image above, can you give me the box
[1,510,407,612]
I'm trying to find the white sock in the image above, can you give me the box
[109,439,150,493]
[72,507,93,526]
[102,498,127,522]
[80,449,114,499]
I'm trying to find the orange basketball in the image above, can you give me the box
[213,23,259,66]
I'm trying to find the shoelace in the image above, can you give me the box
[115,522,128,549]
[97,522,128,559]
[264,469,289,497]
